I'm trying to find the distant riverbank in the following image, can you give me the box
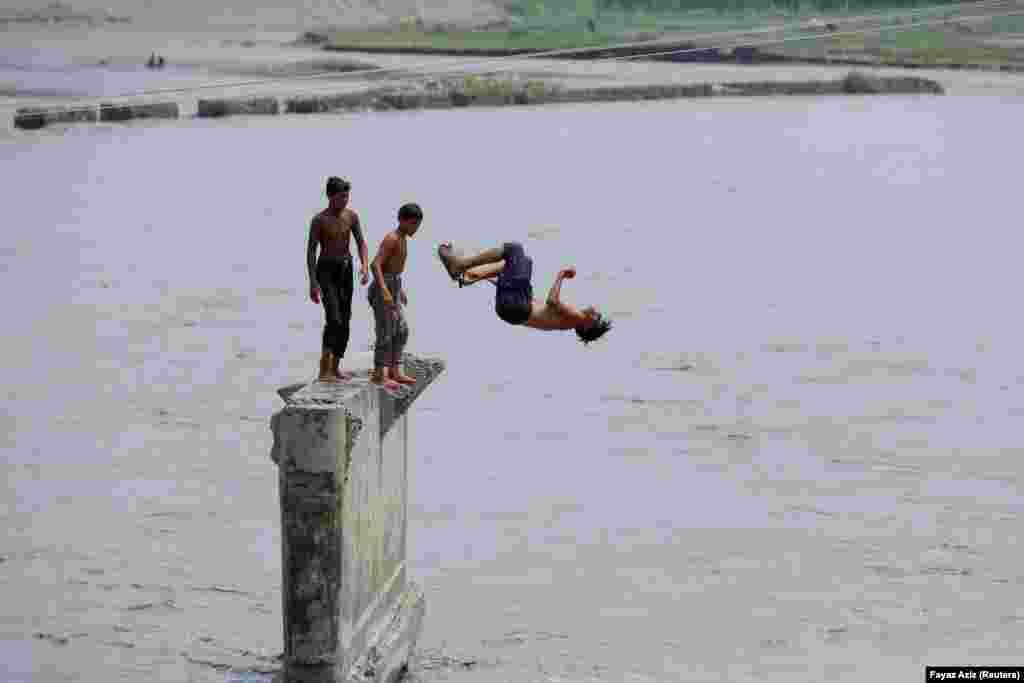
[315,5,1024,73]
[4,21,1024,135]
[320,36,1024,72]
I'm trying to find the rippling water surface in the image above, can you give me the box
[2,95,1023,682]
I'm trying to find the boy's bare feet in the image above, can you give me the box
[388,368,417,385]
[330,356,354,381]
[317,351,339,383]
[370,369,401,391]
[437,243,466,287]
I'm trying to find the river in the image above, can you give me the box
[2,94,1022,682]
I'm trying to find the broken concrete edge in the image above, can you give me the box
[344,582,425,683]
[272,352,445,450]
[12,71,946,129]
[278,582,425,683]
[271,350,440,683]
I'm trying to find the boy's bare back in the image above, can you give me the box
[376,231,408,275]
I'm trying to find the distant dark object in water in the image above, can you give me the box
[732,46,759,63]
[299,30,329,44]
[586,17,596,33]
[825,22,838,32]
[146,53,166,69]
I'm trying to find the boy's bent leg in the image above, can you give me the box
[464,262,505,284]
[459,244,508,271]
[369,284,401,390]
[440,243,507,275]
[388,309,415,384]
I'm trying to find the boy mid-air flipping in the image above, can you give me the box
[437,241,612,345]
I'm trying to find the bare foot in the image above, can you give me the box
[389,371,417,385]
[371,376,402,391]
[333,369,354,381]
[317,373,341,383]
[437,243,466,287]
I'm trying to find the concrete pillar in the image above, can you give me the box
[270,352,444,683]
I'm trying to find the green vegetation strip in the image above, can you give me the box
[326,28,617,53]
[324,3,1024,67]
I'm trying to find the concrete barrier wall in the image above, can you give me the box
[270,352,444,683]
[197,95,279,118]
[14,105,97,129]
[14,101,179,129]
[99,101,179,122]
[11,72,946,129]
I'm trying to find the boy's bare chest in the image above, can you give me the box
[320,212,353,244]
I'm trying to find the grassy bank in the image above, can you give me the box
[322,2,1024,67]
[324,27,617,53]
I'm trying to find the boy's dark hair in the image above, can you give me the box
[398,202,423,222]
[326,176,350,196]
[576,312,613,346]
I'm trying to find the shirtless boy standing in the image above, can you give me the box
[368,203,423,390]
[307,176,370,382]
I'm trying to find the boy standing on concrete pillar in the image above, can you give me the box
[368,203,423,390]
[307,176,370,382]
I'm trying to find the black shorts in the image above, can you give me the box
[494,242,533,326]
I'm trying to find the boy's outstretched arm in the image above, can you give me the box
[545,267,576,313]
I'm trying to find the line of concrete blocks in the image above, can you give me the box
[196,96,280,117]
[11,72,945,129]
[14,101,179,129]
[194,73,945,117]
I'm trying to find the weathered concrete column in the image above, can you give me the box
[270,352,444,683]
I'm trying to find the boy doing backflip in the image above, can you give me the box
[437,241,612,345]
[368,203,423,389]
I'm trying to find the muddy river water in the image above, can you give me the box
[2,94,1023,682]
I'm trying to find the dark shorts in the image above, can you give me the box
[494,242,533,326]
[316,256,353,357]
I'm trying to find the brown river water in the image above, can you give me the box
[2,95,1023,682]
